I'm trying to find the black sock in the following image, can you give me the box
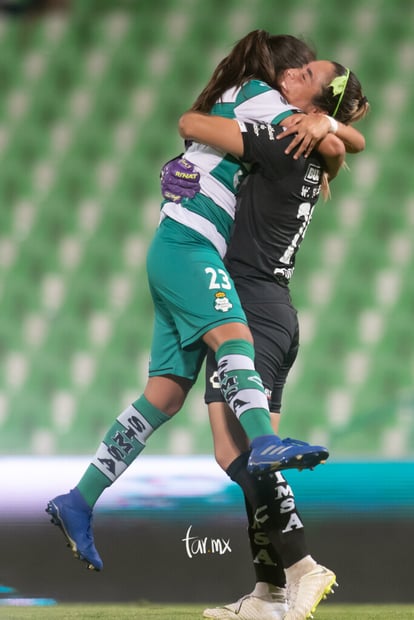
[227,452,309,574]
[244,493,286,587]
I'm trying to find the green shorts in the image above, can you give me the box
[146,217,247,380]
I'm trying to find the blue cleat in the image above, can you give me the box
[247,435,329,476]
[45,488,103,571]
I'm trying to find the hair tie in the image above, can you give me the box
[330,67,350,118]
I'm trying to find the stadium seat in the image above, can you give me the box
[0,0,413,459]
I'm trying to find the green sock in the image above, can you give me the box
[215,339,275,440]
[77,395,169,507]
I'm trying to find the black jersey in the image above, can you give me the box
[225,121,324,283]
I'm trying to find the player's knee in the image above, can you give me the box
[160,395,187,416]
[203,323,253,351]
[214,446,238,471]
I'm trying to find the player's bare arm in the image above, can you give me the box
[314,133,346,180]
[279,113,365,158]
[178,112,244,157]
[179,112,345,181]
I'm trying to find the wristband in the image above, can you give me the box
[326,115,338,134]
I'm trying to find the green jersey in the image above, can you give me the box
[160,80,296,257]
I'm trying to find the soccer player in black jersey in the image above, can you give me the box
[164,64,369,620]
[180,113,341,620]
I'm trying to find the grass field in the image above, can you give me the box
[1,604,414,619]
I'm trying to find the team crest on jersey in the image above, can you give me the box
[304,163,322,184]
[214,291,233,312]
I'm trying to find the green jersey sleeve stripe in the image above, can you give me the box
[235,79,272,103]
[211,102,238,118]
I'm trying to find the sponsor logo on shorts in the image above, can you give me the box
[214,291,233,312]
[209,370,221,389]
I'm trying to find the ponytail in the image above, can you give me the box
[191,30,315,112]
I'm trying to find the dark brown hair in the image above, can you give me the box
[191,30,316,112]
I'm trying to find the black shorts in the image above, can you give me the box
[204,276,299,413]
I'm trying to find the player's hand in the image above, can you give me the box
[160,155,200,202]
[277,114,331,159]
